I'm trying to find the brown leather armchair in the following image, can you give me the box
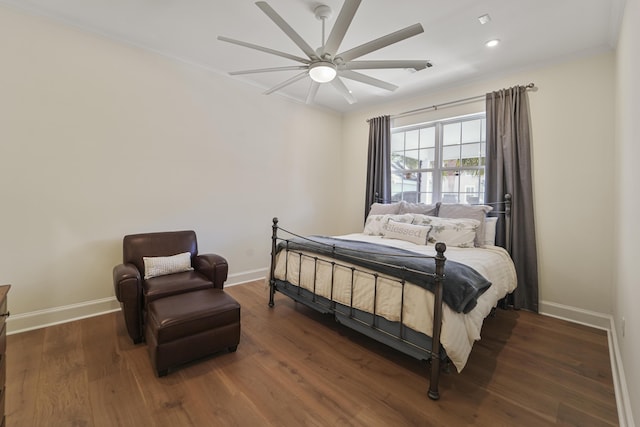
[113,230,228,344]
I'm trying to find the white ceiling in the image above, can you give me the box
[1,0,625,112]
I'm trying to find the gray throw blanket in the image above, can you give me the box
[277,236,491,313]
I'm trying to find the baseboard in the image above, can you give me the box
[539,300,611,330]
[227,267,268,286]
[6,268,269,336]
[539,300,635,427]
[607,316,635,427]
[7,297,122,335]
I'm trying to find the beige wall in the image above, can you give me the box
[0,6,343,317]
[341,51,616,316]
[614,0,640,421]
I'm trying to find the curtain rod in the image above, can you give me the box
[367,82,535,122]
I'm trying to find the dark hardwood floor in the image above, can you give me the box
[6,280,618,426]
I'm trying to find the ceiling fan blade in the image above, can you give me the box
[343,60,432,71]
[218,36,310,64]
[337,23,424,63]
[323,0,361,55]
[306,81,320,104]
[263,71,308,95]
[229,66,308,76]
[339,70,398,92]
[255,1,318,60]
[331,77,357,104]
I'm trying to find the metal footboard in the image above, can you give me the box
[268,218,447,400]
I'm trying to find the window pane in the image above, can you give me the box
[405,130,419,150]
[391,170,418,201]
[443,123,461,146]
[441,170,459,198]
[462,119,482,143]
[418,147,435,168]
[417,172,433,203]
[404,149,420,170]
[391,132,404,152]
[461,142,482,166]
[480,119,486,142]
[442,145,460,167]
[391,152,406,170]
[458,169,485,203]
[420,127,435,148]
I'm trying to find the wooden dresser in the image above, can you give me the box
[0,285,10,427]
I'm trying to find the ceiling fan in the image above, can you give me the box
[217,0,432,105]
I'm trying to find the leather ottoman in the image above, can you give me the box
[145,288,240,376]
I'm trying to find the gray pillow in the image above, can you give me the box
[398,201,438,216]
[437,204,493,247]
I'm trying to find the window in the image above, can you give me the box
[390,113,486,204]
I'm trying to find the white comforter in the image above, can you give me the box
[273,233,517,372]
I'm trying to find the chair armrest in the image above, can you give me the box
[113,263,144,343]
[193,254,228,289]
[113,263,141,302]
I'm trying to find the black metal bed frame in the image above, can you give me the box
[267,194,512,400]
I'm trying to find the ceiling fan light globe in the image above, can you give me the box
[309,62,337,83]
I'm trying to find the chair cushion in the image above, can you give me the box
[147,289,240,344]
[143,270,213,304]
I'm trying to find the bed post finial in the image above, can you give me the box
[429,241,447,400]
[504,194,512,255]
[269,217,279,307]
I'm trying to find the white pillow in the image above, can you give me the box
[484,216,498,246]
[363,214,414,236]
[412,215,480,248]
[143,252,194,279]
[382,221,431,245]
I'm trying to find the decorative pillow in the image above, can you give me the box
[143,251,193,279]
[412,215,480,248]
[382,221,431,245]
[363,214,414,236]
[484,216,498,246]
[411,214,436,227]
[368,202,401,215]
[437,203,493,247]
[398,201,438,216]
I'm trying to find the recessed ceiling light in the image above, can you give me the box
[478,14,491,25]
[485,39,500,47]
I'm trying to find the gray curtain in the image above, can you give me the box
[364,115,392,220]
[485,86,539,312]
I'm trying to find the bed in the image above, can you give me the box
[267,196,517,400]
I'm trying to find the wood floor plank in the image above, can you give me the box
[5,328,45,427]
[5,280,619,426]
[34,321,93,426]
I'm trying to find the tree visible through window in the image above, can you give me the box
[390,113,486,204]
